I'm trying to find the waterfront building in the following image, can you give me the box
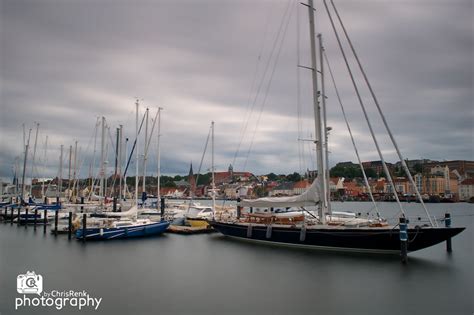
[458,179,474,201]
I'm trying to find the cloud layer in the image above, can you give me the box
[1,0,472,180]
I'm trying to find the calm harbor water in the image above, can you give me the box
[0,202,472,315]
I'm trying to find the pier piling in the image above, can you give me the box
[25,208,28,229]
[43,209,47,234]
[54,210,58,236]
[34,209,38,230]
[4,207,7,224]
[17,208,20,226]
[160,197,165,219]
[236,198,241,219]
[82,213,87,242]
[399,217,408,264]
[44,196,47,204]
[445,213,452,252]
[68,212,72,240]
[10,207,14,225]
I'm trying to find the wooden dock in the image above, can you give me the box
[167,225,216,235]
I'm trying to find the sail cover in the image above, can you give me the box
[240,179,320,208]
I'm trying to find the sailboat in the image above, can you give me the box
[76,102,169,240]
[209,0,464,256]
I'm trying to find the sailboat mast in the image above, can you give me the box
[156,107,162,206]
[100,116,106,202]
[118,125,123,201]
[143,108,149,195]
[21,128,32,200]
[307,0,326,223]
[135,100,139,208]
[41,135,48,199]
[318,33,331,215]
[211,121,215,215]
[73,140,78,200]
[58,144,64,199]
[29,122,39,197]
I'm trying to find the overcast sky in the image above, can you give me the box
[0,0,472,181]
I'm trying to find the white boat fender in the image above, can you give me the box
[100,228,103,236]
[266,225,272,239]
[300,226,306,242]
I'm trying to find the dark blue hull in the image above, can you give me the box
[75,221,170,240]
[209,221,465,253]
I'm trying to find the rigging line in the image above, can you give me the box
[232,3,275,167]
[323,50,380,217]
[243,1,295,171]
[187,125,212,214]
[122,111,147,179]
[322,0,405,217]
[329,0,433,226]
[69,124,97,200]
[233,0,293,169]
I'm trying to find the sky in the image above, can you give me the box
[0,0,472,181]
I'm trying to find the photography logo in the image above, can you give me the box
[17,271,43,295]
[15,271,102,311]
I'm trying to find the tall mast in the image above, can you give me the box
[58,145,64,199]
[143,108,149,195]
[211,121,216,215]
[318,33,331,214]
[41,136,48,198]
[68,145,72,194]
[307,0,326,223]
[156,107,162,206]
[73,140,78,200]
[29,122,39,197]
[100,116,106,202]
[123,137,129,200]
[135,100,139,208]
[115,127,120,199]
[118,125,123,201]
[21,128,32,200]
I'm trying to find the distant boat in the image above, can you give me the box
[76,218,169,240]
[210,0,465,255]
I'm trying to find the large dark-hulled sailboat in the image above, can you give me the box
[209,0,465,255]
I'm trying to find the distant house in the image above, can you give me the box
[459,179,474,201]
[269,182,294,196]
[292,180,310,195]
[343,180,363,197]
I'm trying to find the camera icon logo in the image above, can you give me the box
[17,271,43,295]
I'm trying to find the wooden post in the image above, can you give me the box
[43,209,47,234]
[25,207,28,229]
[445,213,452,252]
[399,217,408,264]
[10,207,14,225]
[44,196,47,204]
[54,210,58,236]
[17,208,20,226]
[236,197,241,219]
[160,197,165,220]
[68,212,73,240]
[3,207,7,223]
[82,213,87,242]
[34,209,38,230]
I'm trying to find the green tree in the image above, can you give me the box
[286,172,302,182]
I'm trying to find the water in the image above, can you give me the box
[1,202,472,315]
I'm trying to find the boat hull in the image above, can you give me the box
[209,221,465,253]
[75,221,170,240]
